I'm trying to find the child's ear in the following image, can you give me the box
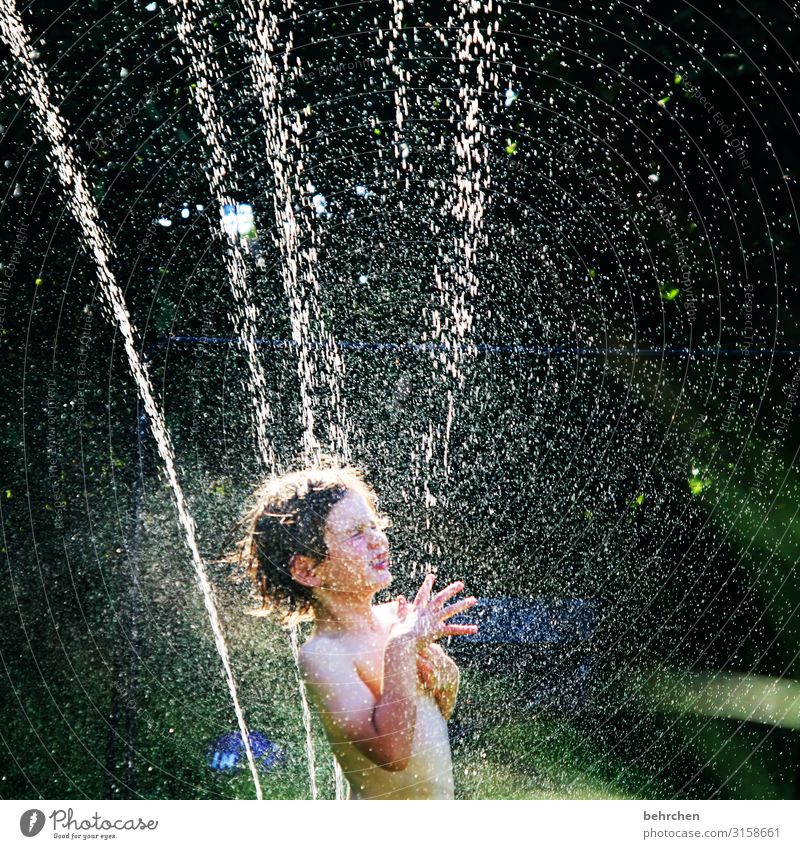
[289,553,321,588]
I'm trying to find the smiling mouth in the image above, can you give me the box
[371,555,390,571]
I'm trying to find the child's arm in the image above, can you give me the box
[371,581,473,766]
[417,643,460,720]
[299,637,418,771]
[300,577,477,772]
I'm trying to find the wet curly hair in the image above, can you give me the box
[225,466,379,627]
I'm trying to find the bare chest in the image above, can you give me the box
[352,634,390,700]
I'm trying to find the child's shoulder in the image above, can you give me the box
[299,631,340,656]
[299,629,355,663]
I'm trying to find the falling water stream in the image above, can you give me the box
[410,1,500,569]
[0,0,265,800]
[168,0,327,800]
[3,0,584,802]
[168,0,277,476]
[238,0,352,466]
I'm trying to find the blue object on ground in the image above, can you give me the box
[206,731,285,774]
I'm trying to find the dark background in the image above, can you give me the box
[1,0,799,799]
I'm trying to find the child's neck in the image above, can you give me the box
[312,589,382,635]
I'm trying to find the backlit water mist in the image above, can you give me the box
[3,0,798,801]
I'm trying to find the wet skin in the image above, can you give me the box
[295,491,478,799]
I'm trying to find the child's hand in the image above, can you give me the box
[417,643,459,693]
[392,574,478,649]
[417,643,461,720]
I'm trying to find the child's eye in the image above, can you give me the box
[349,517,391,538]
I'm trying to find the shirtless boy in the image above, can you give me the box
[232,466,478,799]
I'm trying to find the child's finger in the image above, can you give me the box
[440,596,477,620]
[413,572,436,608]
[442,623,479,636]
[426,642,446,659]
[431,580,465,608]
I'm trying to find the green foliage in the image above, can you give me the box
[660,283,680,301]
[687,470,711,495]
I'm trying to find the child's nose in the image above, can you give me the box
[367,525,388,546]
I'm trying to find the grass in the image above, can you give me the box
[450,668,662,800]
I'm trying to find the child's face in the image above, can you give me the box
[316,489,392,593]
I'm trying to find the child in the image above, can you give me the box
[229,466,478,799]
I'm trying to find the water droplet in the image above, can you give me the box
[312,193,329,218]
